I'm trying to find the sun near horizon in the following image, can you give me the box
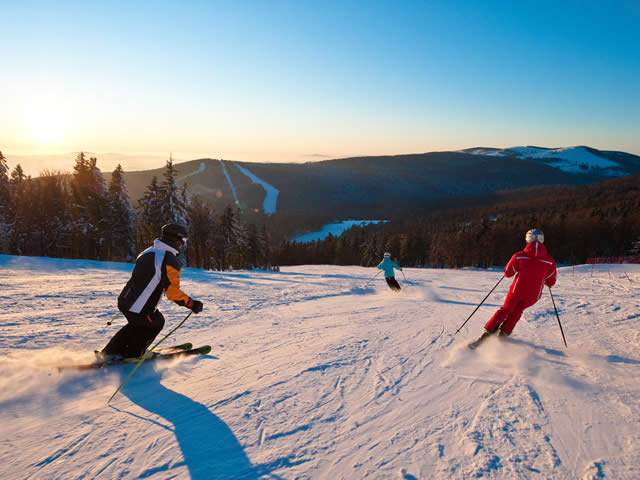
[1,2,638,176]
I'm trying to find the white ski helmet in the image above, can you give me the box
[525,229,544,244]
[383,252,391,258]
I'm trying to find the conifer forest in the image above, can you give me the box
[0,151,638,270]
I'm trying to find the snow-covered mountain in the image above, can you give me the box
[1,254,639,479]
[115,146,640,219]
[461,145,631,176]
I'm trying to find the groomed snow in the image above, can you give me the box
[292,220,387,243]
[234,164,279,214]
[219,160,240,205]
[1,255,639,479]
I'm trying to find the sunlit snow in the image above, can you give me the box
[1,255,639,479]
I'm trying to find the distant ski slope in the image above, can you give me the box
[219,160,240,205]
[177,161,206,183]
[1,255,639,479]
[292,219,387,242]
[464,146,625,175]
[234,163,279,214]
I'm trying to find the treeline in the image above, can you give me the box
[0,152,275,271]
[277,174,640,268]
[2,149,638,270]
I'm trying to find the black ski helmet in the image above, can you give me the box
[161,223,188,249]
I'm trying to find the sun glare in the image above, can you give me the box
[23,97,69,147]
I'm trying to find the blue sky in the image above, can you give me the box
[1,0,638,173]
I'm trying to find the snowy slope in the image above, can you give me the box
[219,160,240,205]
[463,146,625,175]
[1,255,639,479]
[233,163,279,214]
[292,220,387,243]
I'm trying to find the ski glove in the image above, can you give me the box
[186,298,204,314]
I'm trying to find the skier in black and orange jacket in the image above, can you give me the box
[101,223,203,359]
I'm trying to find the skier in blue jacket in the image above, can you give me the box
[377,252,403,291]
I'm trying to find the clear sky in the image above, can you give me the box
[1,0,639,175]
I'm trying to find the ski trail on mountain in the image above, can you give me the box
[219,160,239,205]
[234,163,279,214]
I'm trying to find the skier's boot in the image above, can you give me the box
[497,328,510,338]
[94,350,123,365]
[468,329,494,350]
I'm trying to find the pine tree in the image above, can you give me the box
[34,171,71,257]
[8,165,28,254]
[0,151,11,252]
[108,164,136,261]
[160,155,188,226]
[0,151,9,209]
[137,176,164,247]
[260,224,273,269]
[186,195,216,269]
[245,223,263,269]
[69,153,109,259]
[215,205,247,270]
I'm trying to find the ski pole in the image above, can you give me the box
[548,287,567,348]
[106,312,122,326]
[364,270,382,287]
[108,310,194,404]
[401,270,407,282]
[454,276,504,334]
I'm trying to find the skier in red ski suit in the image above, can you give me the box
[484,229,557,336]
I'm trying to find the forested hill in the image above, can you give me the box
[1,149,638,270]
[113,146,640,219]
[278,173,640,268]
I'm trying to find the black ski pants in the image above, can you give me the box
[102,310,165,357]
[385,276,401,292]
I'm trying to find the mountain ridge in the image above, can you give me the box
[113,146,640,219]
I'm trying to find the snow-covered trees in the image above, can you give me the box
[1,153,276,268]
[137,175,163,247]
[8,164,29,254]
[0,151,10,253]
[69,153,110,259]
[160,156,188,226]
[108,164,135,261]
[34,170,71,257]
[137,157,189,248]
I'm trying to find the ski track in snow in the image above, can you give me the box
[1,256,639,479]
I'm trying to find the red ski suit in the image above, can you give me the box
[485,242,557,334]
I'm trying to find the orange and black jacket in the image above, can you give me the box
[118,239,191,315]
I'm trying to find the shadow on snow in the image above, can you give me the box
[115,363,266,479]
